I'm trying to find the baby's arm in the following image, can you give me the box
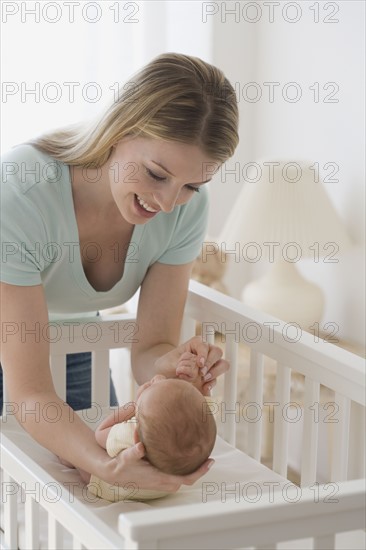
[95,403,135,449]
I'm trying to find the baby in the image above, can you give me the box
[87,352,217,501]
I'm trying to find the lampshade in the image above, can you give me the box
[219,161,352,259]
[218,161,352,330]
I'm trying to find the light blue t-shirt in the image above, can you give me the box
[1,145,209,315]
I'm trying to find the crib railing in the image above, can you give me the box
[119,479,365,550]
[1,280,365,550]
[1,437,124,550]
[48,313,140,408]
[41,279,366,488]
[3,280,364,487]
[183,281,365,487]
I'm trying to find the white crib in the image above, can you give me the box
[1,281,365,550]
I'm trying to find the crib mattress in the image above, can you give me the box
[1,411,289,548]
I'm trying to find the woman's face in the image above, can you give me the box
[107,136,219,224]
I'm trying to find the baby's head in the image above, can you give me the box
[135,376,216,475]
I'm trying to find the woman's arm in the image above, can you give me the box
[131,261,194,382]
[131,261,229,388]
[1,282,212,490]
[0,282,112,475]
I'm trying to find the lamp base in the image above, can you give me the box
[242,260,324,331]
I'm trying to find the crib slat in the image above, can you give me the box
[50,354,67,400]
[348,401,366,479]
[301,377,320,487]
[223,336,238,446]
[2,380,9,416]
[92,350,110,408]
[2,473,18,550]
[272,363,291,477]
[48,514,64,550]
[73,538,85,550]
[247,351,264,461]
[205,329,215,346]
[25,495,40,549]
[330,393,351,482]
[180,315,196,342]
[204,328,216,399]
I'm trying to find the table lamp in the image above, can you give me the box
[219,161,352,330]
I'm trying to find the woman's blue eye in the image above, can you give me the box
[186,185,200,193]
[146,167,200,192]
[146,167,166,181]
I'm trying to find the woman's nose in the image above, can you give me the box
[154,187,180,213]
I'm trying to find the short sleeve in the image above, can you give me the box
[106,421,136,457]
[0,183,48,286]
[158,186,209,265]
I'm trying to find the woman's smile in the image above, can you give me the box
[135,194,160,214]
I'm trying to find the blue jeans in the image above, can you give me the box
[0,352,118,414]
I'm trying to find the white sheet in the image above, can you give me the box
[1,411,289,548]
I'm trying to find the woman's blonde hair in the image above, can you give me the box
[30,52,239,166]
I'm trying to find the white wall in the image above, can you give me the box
[208,0,365,346]
[1,1,140,152]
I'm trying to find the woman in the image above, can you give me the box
[1,53,239,491]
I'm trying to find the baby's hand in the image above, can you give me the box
[176,352,205,393]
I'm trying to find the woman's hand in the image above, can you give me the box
[155,336,229,395]
[176,351,206,394]
[107,442,214,493]
[109,441,214,492]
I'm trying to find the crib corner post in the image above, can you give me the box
[2,473,18,550]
